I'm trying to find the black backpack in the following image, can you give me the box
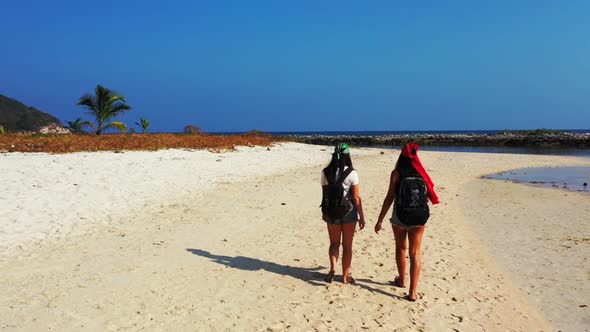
[395,176,430,226]
[320,167,354,220]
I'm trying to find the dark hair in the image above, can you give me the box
[394,155,417,178]
[324,152,353,183]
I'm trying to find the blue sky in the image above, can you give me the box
[1,1,589,132]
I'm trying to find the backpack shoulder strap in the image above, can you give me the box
[336,167,354,185]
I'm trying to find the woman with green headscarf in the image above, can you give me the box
[320,143,366,284]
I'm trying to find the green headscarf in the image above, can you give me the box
[334,143,350,159]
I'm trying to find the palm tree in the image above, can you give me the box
[135,117,150,133]
[77,85,132,135]
[65,118,92,134]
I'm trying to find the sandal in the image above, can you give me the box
[324,271,335,283]
[344,274,356,284]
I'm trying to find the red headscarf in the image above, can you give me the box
[401,143,440,205]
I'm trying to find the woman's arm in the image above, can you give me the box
[350,185,365,230]
[375,170,399,234]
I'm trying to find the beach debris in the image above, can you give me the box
[380,151,385,154]
[223,238,228,242]
[216,159,222,162]
[281,202,286,205]
[267,147,271,151]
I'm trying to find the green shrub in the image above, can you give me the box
[243,129,271,137]
[184,125,202,134]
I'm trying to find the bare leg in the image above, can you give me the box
[341,223,356,283]
[392,225,408,287]
[326,223,342,277]
[408,226,426,300]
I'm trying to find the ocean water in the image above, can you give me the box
[483,167,590,193]
[382,145,590,158]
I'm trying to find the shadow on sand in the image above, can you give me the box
[186,249,404,298]
[186,248,326,286]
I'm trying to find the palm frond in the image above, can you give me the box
[105,121,127,133]
[65,117,94,133]
[77,94,96,108]
[107,95,126,106]
[85,121,96,130]
[111,103,132,114]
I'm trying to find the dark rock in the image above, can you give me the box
[278,132,590,148]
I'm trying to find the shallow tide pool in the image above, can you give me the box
[483,167,590,193]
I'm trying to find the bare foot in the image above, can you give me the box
[391,276,406,288]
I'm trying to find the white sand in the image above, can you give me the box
[1,143,589,331]
[0,143,372,253]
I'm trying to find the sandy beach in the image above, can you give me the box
[1,143,588,331]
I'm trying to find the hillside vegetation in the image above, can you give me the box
[0,95,62,132]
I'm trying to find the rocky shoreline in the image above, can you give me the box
[281,132,590,148]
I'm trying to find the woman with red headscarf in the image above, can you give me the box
[374,142,439,301]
